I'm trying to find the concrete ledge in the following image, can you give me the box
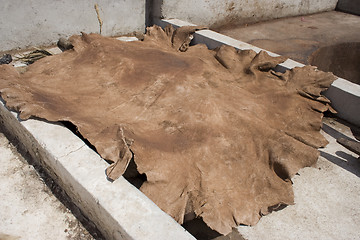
[160,19,360,127]
[323,78,360,126]
[0,102,194,239]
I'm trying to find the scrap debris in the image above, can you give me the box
[57,37,74,52]
[0,54,12,65]
[0,25,336,235]
[14,49,52,65]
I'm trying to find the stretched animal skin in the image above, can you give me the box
[0,25,335,235]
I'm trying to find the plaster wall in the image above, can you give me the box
[155,0,338,28]
[0,0,145,52]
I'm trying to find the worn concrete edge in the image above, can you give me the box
[0,98,195,240]
[160,18,360,126]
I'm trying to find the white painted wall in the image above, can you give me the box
[158,0,338,28]
[0,0,145,51]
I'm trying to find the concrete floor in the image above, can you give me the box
[0,131,94,240]
[216,11,360,65]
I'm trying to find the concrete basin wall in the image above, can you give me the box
[0,0,145,52]
[152,0,338,28]
[1,0,340,52]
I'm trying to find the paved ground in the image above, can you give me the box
[0,131,95,240]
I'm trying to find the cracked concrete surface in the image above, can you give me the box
[59,144,86,160]
[0,131,94,240]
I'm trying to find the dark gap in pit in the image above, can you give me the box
[123,155,147,189]
[323,111,335,119]
[273,161,289,180]
[189,37,197,47]
[183,217,221,240]
[59,121,97,153]
[268,203,287,213]
[183,217,247,240]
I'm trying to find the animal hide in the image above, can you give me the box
[0,25,336,234]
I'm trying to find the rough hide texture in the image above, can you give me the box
[0,25,336,235]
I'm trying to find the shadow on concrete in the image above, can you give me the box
[320,122,360,177]
[322,122,353,141]
[319,150,360,178]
